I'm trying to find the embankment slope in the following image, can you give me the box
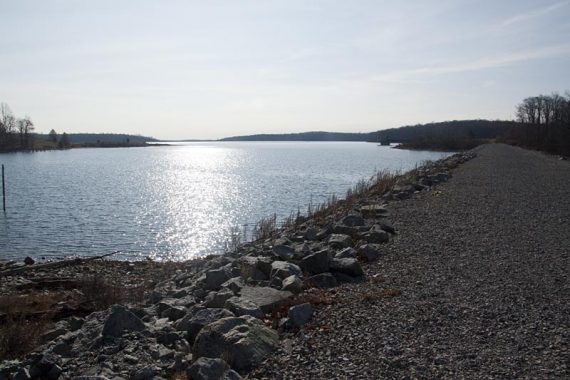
[252,144,570,379]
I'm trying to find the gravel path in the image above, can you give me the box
[250,144,570,379]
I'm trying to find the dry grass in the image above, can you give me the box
[252,213,278,241]
[0,294,60,360]
[79,274,147,310]
[0,270,150,361]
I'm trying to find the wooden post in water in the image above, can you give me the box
[2,164,5,212]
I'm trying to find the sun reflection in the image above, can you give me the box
[143,145,247,260]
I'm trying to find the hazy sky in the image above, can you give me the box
[1,0,569,140]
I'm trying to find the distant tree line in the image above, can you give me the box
[0,103,35,151]
[504,92,570,156]
[378,92,570,156]
[377,120,516,151]
[220,131,375,142]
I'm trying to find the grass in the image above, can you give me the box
[252,213,278,241]
[80,274,147,310]
[0,269,152,361]
[0,294,60,360]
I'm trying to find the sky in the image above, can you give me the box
[1,0,569,140]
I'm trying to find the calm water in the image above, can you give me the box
[0,142,450,261]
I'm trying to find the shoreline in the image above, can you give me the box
[0,149,475,378]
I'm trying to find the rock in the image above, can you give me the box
[157,331,183,347]
[374,221,396,234]
[328,234,353,249]
[187,357,229,380]
[287,303,313,327]
[357,244,381,262]
[237,257,271,281]
[329,258,364,277]
[132,366,158,380]
[29,355,60,380]
[332,224,358,235]
[239,286,293,314]
[193,316,279,372]
[281,275,303,293]
[436,172,449,182]
[224,297,264,319]
[335,247,357,259]
[315,225,334,240]
[178,308,234,343]
[362,230,389,244]
[67,316,85,331]
[308,273,338,288]
[221,277,246,294]
[23,256,35,265]
[204,289,235,308]
[205,268,232,290]
[160,304,186,321]
[41,327,68,343]
[303,227,318,241]
[360,204,388,218]
[224,369,243,380]
[272,245,295,260]
[341,214,365,227]
[13,368,31,380]
[51,341,72,357]
[101,305,146,337]
[300,249,330,274]
[270,261,302,280]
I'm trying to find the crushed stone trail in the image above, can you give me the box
[251,144,570,379]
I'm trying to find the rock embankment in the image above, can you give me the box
[251,144,570,379]
[0,150,474,379]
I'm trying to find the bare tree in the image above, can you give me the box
[0,103,16,148]
[17,116,34,148]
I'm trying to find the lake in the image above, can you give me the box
[0,142,450,261]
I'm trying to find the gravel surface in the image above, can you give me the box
[250,144,570,379]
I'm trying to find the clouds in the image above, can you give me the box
[502,1,570,26]
[0,1,569,139]
[372,43,570,83]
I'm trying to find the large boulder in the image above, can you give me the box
[373,221,396,235]
[300,249,330,274]
[176,308,234,343]
[332,224,358,235]
[193,316,279,373]
[281,275,303,293]
[341,214,365,227]
[357,244,382,262]
[362,230,389,244]
[239,286,293,314]
[272,245,295,260]
[187,357,242,380]
[335,247,357,259]
[237,257,272,281]
[224,297,264,319]
[328,234,353,249]
[308,273,338,289]
[287,303,313,327]
[303,227,318,241]
[360,204,388,218]
[221,277,246,294]
[101,305,146,337]
[205,268,232,290]
[204,289,235,308]
[270,261,302,280]
[329,258,364,277]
